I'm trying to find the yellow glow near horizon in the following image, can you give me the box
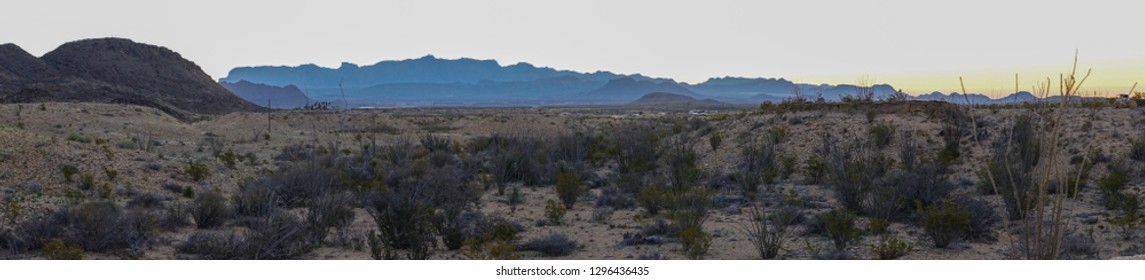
[794,56,1145,98]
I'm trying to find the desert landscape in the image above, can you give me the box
[1,1,1143,263]
[1,95,1143,260]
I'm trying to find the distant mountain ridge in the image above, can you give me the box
[0,38,261,119]
[222,56,905,106]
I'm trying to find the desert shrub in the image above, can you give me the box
[78,173,95,190]
[554,163,583,209]
[185,161,210,182]
[519,233,578,257]
[607,124,661,177]
[1107,192,1141,240]
[939,124,965,163]
[549,132,594,166]
[192,191,232,229]
[544,200,567,226]
[66,133,93,144]
[591,207,613,224]
[365,189,437,260]
[462,221,521,260]
[1062,229,1098,259]
[670,186,714,260]
[41,238,84,260]
[244,210,323,259]
[976,115,1040,220]
[506,186,523,212]
[869,122,896,149]
[257,162,339,208]
[954,195,1000,242]
[637,187,665,215]
[870,235,912,260]
[420,134,451,153]
[867,218,890,235]
[304,193,355,240]
[596,186,634,209]
[232,184,278,217]
[824,138,892,213]
[708,131,723,150]
[821,209,861,251]
[678,222,711,260]
[743,205,795,259]
[739,137,779,192]
[921,200,969,248]
[1099,165,1130,210]
[102,166,118,181]
[803,156,827,185]
[182,186,195,198]
[663,142,703,195]
[158,202,192,231]
[14,201,152,254]
[177,230,247,259]
[218,150,238,169]
[58,164,79,184]
[730,172,763,200]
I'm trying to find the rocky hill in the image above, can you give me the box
[220,80,310,109]
[0,38,262,120]
[629,92,726,106]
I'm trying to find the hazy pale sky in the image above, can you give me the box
[3,0,1141,96]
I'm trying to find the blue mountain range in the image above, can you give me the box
[219,56,1060,107]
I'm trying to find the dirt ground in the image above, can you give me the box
[1,102,1143,260]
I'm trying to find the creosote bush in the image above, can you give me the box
[555,163,583,209]
[544,199,567,226]
[821,209,860,251]
[921,200,969,248]
[870,235,912,260]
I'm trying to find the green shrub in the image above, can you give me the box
[939,124,965,163]
[870,235,912,260]
[185,161,210,182]
[544,199,567,226]
[678,222,711,260]
[218,150,238,169]
[59,164,78,183]
[1099,166,1130,210]
[78,173,95,190]
[41,238,84,260]
[803,156,827,184]
[822,209,861,251]
[554,163,583,209]
[461,222,521,260]
[66,133,93,144]
[921,201,969,248]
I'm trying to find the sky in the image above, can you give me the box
[2,0,1142,97]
